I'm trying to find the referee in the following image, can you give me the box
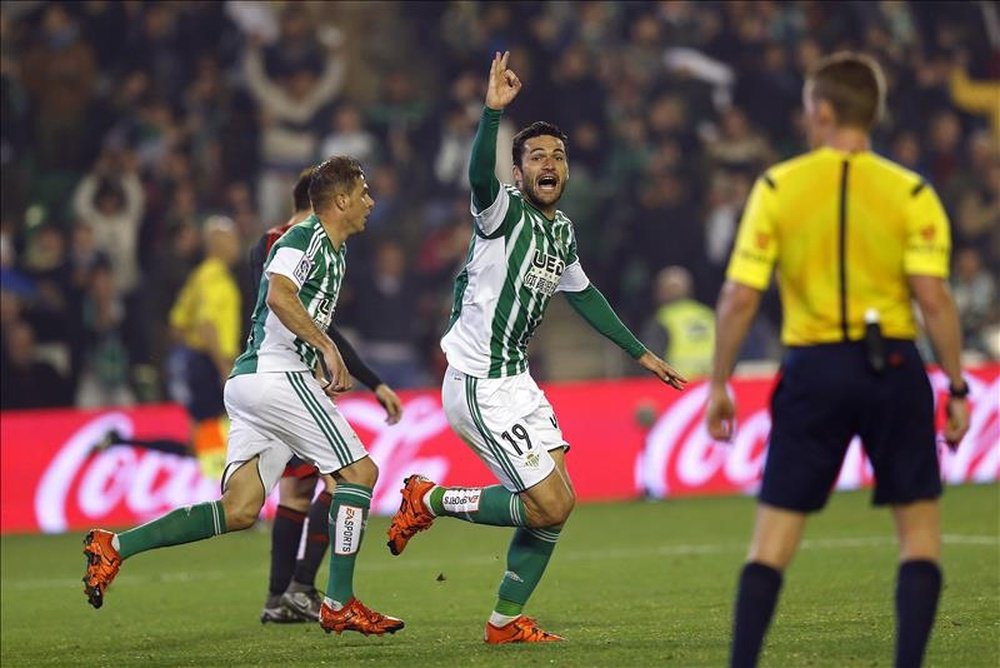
[705,52,971,668]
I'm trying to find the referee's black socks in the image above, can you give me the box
[895,559,942,668]
[730,561,783,668]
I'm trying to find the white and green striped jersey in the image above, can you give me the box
[232,214,345,376]
[441,185,590,378]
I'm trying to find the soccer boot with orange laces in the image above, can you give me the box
[386,475,436,556]
[484,616,565,644]
[319,597,405,636]
[83,529,122,609]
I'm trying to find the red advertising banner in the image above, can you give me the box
[2,366,997,534]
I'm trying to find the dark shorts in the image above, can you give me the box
[760,340,941,512]
[283,456,319,480]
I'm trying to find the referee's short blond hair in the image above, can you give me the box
[806,52,886,130]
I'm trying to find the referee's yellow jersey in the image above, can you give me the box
[727,146,951,345]
[169,257,242,360]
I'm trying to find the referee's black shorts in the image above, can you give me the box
[760,339,942,512]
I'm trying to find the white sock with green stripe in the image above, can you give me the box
[425,485,527,527]
[325,483,372,606]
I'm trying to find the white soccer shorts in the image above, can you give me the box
[441,365,568,492]
[222,371,368,492]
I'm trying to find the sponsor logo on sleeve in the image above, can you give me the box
[293,256,313,284]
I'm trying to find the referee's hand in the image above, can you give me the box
[944,396,970,451]
[706,384,736,442]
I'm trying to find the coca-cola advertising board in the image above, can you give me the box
[2,366,997,534]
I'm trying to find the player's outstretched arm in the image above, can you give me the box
[564,284,686,391]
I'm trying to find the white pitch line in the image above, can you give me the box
[4,534,996,593]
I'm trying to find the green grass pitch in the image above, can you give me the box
[2,484,997,667]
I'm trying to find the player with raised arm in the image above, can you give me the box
[82,157,405,636]
[255,167,404,624]
[386,52,687,644]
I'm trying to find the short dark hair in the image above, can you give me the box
[512,121,569,168]
[807,52,886,130]
[292,166,315,212]
[309,156,364,211]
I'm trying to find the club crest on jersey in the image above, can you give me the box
[293,255,313,283]
[524,250,564,296]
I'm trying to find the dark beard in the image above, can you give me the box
[523,182,562,211]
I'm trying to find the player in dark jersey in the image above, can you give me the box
[255,167,403,623]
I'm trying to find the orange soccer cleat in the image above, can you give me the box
[386,475,436,556]
[319,597,405,636]
[485,616,565,644]
[82,529,122,609]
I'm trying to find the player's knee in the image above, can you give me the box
[222,500,261,531]
[552,491,576,525]
[336,456,378,488]
[530,491,575,528]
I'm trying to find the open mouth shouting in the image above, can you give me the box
[537,173,559,193]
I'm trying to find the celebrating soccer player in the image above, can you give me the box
[386,51,687,644]
[253,167,404,624]
[83,157,406,636]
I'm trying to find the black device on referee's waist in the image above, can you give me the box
[864,308,885,375]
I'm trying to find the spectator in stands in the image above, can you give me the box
[347,238,426,389]
[641,266,716,379]
[433,102,477,194]
[71,150,145,297]
[319,102,379,166]
[0,319,73,409]
[952,247,998,358]
[705,106,775,175]
[21,4,97,175]
[244,26,345,224]
[20,224,72,346]
[76,260,134,408]
[954,132,1000,258]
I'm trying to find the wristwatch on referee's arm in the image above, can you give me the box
[948,378,970,400]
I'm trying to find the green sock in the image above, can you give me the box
[427,485,527,526]
[117,500,227,559]
[494,526,562,616]
[326,483,372,605]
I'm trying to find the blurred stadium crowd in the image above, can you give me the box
[1,1,998,409]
